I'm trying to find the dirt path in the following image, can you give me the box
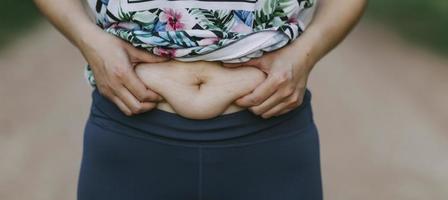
[1,19,447,200]
[309,20,448,200]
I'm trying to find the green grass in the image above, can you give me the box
[0,1,42,49]
[365,0,448,55]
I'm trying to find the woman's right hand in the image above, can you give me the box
[32,0,171,116]
[79,30,171,116]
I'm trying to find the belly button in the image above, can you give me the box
[195,81,205,90]
[193,76,207,90]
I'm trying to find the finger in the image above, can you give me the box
[274,107,294,117]
[113,85,150,115]
[235,74,282,107]
[112,95,155,116]
[122,69,164,102]
[110,95,133,116]
[263,91,304,118]
[139,101,158,112]
[126,44,171,63]
[261,103,293,119]
[249,89,290,115]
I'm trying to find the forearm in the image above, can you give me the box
[33,0,104,50]
[290,0,368,71]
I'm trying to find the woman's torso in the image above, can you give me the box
[84,0,316,119]
[135,60,266,119]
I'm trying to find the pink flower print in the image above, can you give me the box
[287,8,299,24]
[159,8,195,31]
[109,22,139,30]
[154,47,177,58]
[287,16,298,24]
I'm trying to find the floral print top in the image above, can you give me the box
[84,0,316,86]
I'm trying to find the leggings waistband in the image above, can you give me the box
[90,87,314,142]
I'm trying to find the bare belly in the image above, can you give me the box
[135,60,267,120]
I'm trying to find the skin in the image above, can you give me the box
[223,0,368,118]
[33,0,171,116]
[33,0,368,118]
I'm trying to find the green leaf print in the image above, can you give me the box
[212,10,236,32]
[188,9,221,31]
[188,9,236,33]
[118,6,135,21]
[132,11,157,30]
[254,0,277,30]
[152,31,197,48]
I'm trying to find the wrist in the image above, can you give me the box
[295,49,317,75]
[283,42,317,76]
[285,26,326,75]
[74,22,108,52]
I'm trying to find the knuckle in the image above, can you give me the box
[286,85,296,94]
[138,105,149,113]
[285,94,299,108]
[273,72,290,85]
[134,92,148,101]
[249,97,261,105]
[131,104,143,114]
[144,92,157,101]
[289,95,303,107]
[281,70,293,81]
[111,66,129,79]
[289,98,299,106]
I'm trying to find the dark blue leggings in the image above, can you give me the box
[77,88,323,200]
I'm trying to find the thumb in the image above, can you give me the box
[125,44,171,63]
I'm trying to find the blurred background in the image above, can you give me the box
[0,1,447,200]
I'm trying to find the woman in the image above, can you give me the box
[33,0,367,199]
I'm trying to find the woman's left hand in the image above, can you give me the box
[222,45,314,119]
